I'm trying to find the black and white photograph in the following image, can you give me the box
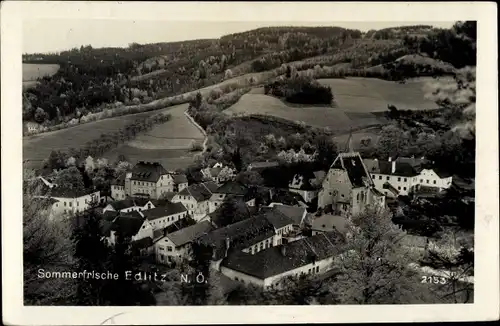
[2,1,498,325]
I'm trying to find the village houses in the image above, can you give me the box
[219,231,344,289]
[362,157,453,198]
[207,181,256,214]
[318,152,386,216]
[100,210,154,247]
[171,181,218,220]
[142,201,188,231]
[111,161,188,200]
[34,186,101,217]
[154,220,214,265]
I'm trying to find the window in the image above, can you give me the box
[398,177,401,182]
[372,174,375,178]
[433,180,437,184]
[379,176,382,180]
[403,187,407,191]
[426,180,429,184]
[133,181,136,185]
[420,179,423,183]
[159,247,165,251]
[308,269,311,274]
[398,186,401,190]
[167,246,173,252]
[404,178,407,182]
[64,209,67,213]
[259,243,263,250]
[316,266,319,273]
[235,277,239,281]
[214,202,218,206]
[69,202,72,207]
[77,202,79,207]
[386,176,390,181]
[64,202,67,207]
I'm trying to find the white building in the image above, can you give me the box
[171,181,218,221]
[35,187,101,216]
[102,197,157,214]
[154,221,214,265]
[219,231,344,289]
[142,201,188,231]
[363,157,453,197]
[112,161,189,200]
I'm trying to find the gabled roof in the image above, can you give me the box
[163,216,198,235]
[142,202,187,221]
[248,161,279,170]
[273,204,307,226]
[221,231,344,279]
[213,181,249,196]
[199,215,276,260]
[167,220,214,247]
[261,208,295,229]
[178,182,217,202]
[130,161,167,182]
[332,153,372,188]
[109,213,145,238]
[44,186,98,199]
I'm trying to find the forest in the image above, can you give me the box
[23,22,475,127]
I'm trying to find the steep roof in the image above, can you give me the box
[167,220,214,247]
[130,161,167,182]
[273,204,307,226]
[178,182,217,202]
[110,213,145,238]
[142,202,187,221]
[333,153,372,188]
[199,215,276,260]
[221,231,344,279]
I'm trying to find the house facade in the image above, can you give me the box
[318,152,385,216]
[363,157,453,197]
[171,181,218,220]
[220,231,344,289]
[154,221,214,265]
[142,201,188,231]
[36,187,101,216]
[113,161,189,200]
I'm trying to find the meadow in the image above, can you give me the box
[23,63,60,80]
[23,104,203,170]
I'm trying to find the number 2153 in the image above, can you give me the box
[421,275,447,284]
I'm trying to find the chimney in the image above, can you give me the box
[280,245,286,256]
[391,161,396,174]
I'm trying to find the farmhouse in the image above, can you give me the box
[102,196,157,214]
[35,186,101,217]
[198,215,276,271]
[201,165,236,185]
[142,201,188,231]
[363,157,453,197]
[101,211,154,246]
[318,152,385,216]
[154,221,214,265]
[208,181,256,214]
[171,181,218,220]
[113,161,189,200]
[219,231,344,289]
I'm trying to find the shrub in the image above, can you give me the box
[264,76,333,105]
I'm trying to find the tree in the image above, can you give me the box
[331,207,438,304]
[235,170,263,186]
[34,107,48,123]
[314,135,337,169]
[211,197,250,227]
[53,166,85,191]
[23,187,77,305]
[43,150,67,171]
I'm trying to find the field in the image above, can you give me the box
[23,63,60,80]
[224,77,445,133]
[23,63,60,89]
[23,103,204,170]
[103,103,205,171]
